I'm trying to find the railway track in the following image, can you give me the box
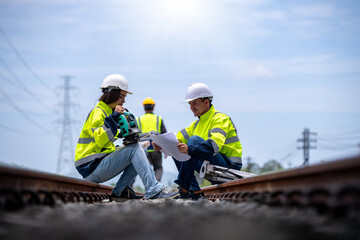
[1,155,359,216]
[0,165,112,210]
[202,155,360,216]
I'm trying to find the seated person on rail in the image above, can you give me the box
[153,82,243,200]
[74,73,179,201]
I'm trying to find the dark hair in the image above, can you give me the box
[144,104,154,111]
[99,89,121,105]
[201,97,213,107]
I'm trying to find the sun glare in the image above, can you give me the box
[155,0,201,22]
[139,0,214,37]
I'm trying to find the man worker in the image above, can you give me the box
[137,97,167,182]
[155,82,242,200]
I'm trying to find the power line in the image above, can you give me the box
[0,56,25,88]
[318,136,360,141]
[0,56,54,113]
[319,144,359,151]
[0,88,54,135]
[0,68,22,89]
[319,129,360,138]
[317,142,359,150]
[0,123,46,135]
[275,141,298,161]
[0,26,55,93]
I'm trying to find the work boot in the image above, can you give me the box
[191,191,206,200]
[111,186,143,202]
[120,186,143,199]
[148,189,180,199]
[174,187,192,199]
[174,187,206,201]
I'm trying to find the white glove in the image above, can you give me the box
[139,141,150,149]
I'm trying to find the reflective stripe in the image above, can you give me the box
[137,117,142,131]
[75,152,110,167]
[208,138,219,156]
[225,136,240,144]
[181,128,190,140]
[229,156,242,164]
[208,128,227,138]
[193,120,200,131]
[104,125,116,142]
[156,116,160,132]
[85,111,92,122]
[96,106,108,117]
[229,117,238,135]
[90,126,115,142]
[78,138,94,144]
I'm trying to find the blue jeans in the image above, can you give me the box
[85,143,164,199]
[174,136,242,191]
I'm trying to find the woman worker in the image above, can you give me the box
[74,73,179,200]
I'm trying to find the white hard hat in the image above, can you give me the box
[184,82,213,102]
[100,74,133,94]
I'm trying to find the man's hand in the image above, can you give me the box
[152,142,162,151]
[177,142,189,154]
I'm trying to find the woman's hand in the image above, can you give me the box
[114,105,125,114]
[152,142,162,151]
[177,142,189,154]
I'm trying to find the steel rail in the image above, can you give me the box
[1,155,359,216]
[0,165,113,210]
[0,165,112,193]
[201,156,360,216]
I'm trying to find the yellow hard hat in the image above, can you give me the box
[143,97,155,105]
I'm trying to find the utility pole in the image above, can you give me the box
[245,156,253,170]
[56,76,77,176]
[297,128,317,167]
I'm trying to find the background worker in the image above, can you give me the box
[74,74,179,200]
[136,97,167,182]
[155,82,243,200]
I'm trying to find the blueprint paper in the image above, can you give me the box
[150,132,191,161]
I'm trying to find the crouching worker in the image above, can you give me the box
[74,74,179,201]
[154,83,242,200]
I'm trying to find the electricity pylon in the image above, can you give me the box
[297,128,317,167]
[56,76,77,176]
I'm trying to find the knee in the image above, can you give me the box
[187,135,205,145]
[134,142,142,151]
[128,143,145,155]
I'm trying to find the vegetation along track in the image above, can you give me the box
[1,155,359,217]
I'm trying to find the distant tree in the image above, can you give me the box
[244,162,261,174]
[260,159,284,173]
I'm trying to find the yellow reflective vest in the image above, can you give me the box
[136,113,163,152]
[136,113,162,135]
[177,105,242,164]
[75,101,118,168]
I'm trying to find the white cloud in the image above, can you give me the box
[292,5,335,18]
[234,64,276,80]
[251,10,286,21]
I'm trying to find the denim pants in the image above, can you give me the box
[85,143,164,199]
[174,136,242,191]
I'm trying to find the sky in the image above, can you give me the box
[0,0,359,184]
